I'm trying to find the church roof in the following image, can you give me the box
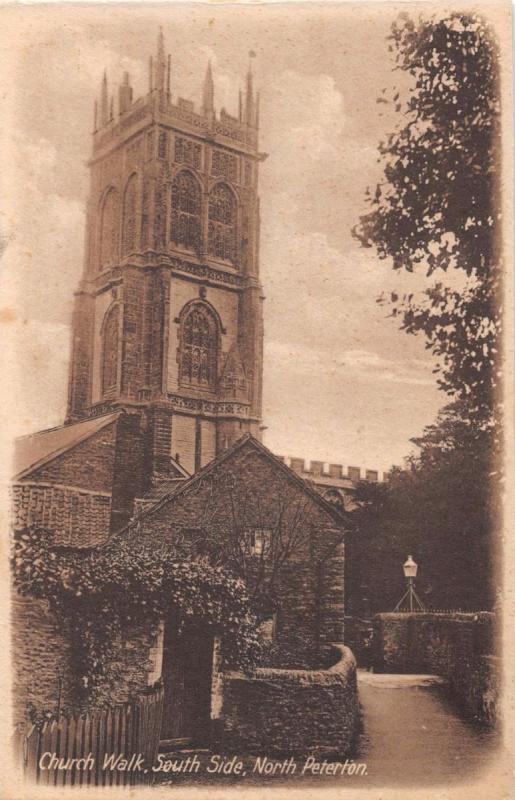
[13,411,122,480]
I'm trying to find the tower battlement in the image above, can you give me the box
[274,456,384,512]
[280,457,382,484]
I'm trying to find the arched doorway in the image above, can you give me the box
[160,614,214,747]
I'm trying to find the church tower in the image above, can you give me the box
[67,32,266,478]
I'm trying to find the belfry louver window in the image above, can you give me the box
[208,183,236,263]
[170,171,201,253]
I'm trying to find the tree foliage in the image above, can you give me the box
[345,402,499,614]
[354,13,502,427]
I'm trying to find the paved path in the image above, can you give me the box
[355,670,499,787]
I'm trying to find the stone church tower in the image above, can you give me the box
[67,31,265,477]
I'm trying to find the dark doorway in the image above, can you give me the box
[160,616,214,747]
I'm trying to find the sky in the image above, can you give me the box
[1,2,467,474]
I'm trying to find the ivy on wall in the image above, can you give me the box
[12,527,261,709]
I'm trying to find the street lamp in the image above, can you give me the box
[393,555,425,612]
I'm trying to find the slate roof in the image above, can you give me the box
[13,411,122,480]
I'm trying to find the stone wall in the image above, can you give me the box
[219,644,358,757]
[27,420,118,493]
[12,592,159,731]
[11,596,74,732]
[373,612,499,726]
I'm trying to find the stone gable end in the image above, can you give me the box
[124,440,346,663]
[25,420,119,493]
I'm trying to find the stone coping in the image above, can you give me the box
[224,644,356,687]
[376,612,494,622]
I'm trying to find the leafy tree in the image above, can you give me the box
[347,13,502,615]
[354,13,502,429]
[345,402,498,614]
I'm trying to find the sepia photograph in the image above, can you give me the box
[0,2,513,797]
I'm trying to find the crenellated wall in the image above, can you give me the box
[276,456,384,512]
[281,456,382,484]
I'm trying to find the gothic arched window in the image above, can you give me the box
[122,174,138,255]
[179,304,218,388]
[101,305,119,398]
[208,183,237,263]
[99,188,119,268]
[170,171,201,253]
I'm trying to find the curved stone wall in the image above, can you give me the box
[220,644,359,756]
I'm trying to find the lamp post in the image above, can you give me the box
[393,555,425,612]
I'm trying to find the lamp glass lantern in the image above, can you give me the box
[403,555,418,579]
[393,554,425,612]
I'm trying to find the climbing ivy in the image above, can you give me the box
[12,527,261,708]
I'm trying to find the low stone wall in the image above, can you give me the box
[220,644,358,757]
[373,612,499,726]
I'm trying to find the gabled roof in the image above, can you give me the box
[13,411,122,480]
[116,434,347,541]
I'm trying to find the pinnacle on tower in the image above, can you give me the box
[100,70,109,127]
[119,71,133,115]
[245,51,256,126]
[202,60,214,115]
[154,27,166,92]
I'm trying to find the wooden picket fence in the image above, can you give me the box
[21,682,164,787]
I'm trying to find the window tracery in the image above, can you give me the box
[174,137,201,169]
[211,149,238,182]
[170,171,201,253]
[101,305,119,398]
[179,304,218,388]
[208,183,237,263]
